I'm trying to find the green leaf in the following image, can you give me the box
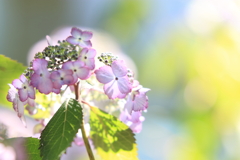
[2,137,41,160]
[25,138,42,160]
[39,98,83,160]
[90,107,138,160]
[0,55,26,107]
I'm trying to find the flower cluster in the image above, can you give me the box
[7,27,150,134]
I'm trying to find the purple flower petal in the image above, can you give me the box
[104,80,125,99]
[85,48,96,58]
[19,89,28,102]
[19,74,28,83]
[95,66,114,84]
[27,85,35,99]
[66,36,79,45]
[30,71,53,95]
[118,77,132,94]
[52,88,61,94]
[30,73,40,88]
[37,77,53,94]
[7,84,17,102]
[50,71,61,88]
[132,94,148,111]
[32,59,48,74]
[81,31,93,41]
[73,60,84,68]
[12,79,22,89]
[79,40,92,48]
[51,69,74,89]
[76,67,91,80]
[85,59,95,70]
[71,28,82,38]
[125,97,134,114]
[111,60,128,77]
[27,98,35,107]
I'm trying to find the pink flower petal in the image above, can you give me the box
[118,77,132,94]
[19,74,27,83]
[66,36,79,45]
[104,80,124,99]
[7,84,17,102]
[30,73,40,88]
[52,88,61,94]
[85,59,95,70]
[62,61,73,70]
[50,71,61,89]
[125,97,134,114]
[32,59,48,73]
[28,86,36,99]
[76,67,91,80]
[27,98,36,107]
[18,89,28,102]
[38,78,53,94]
[12,79,22,89]
[132,94,148,111]
[71,27,82,38]
[79,40,92,48]
[73,60,84,68]
[87,48,97,58]
[81,31,93,41]
[95,66,114,84]
[64,74,74,85]
[112,60,128,77]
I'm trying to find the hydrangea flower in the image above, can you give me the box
[120,110,145,133]
[50,69,74,89]
[124,85,150,114]
[12,74,35,102]
[7,84,27,127]
[62,60,91,84]
[95,60,132,99]
[66,27,93,48]
[78,48,96,70]
[30,59,53,94]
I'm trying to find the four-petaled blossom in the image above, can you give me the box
[120,110,145,133]
[124,84,150,114]
[66,27,93,48]
[30,59,53,94]
[62,60,91,84]
[78,48,96,70]
[12,74,35,102]
[95,60,132,99]
[50,69,74,89]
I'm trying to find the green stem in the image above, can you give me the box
[81,121,95,160]
[74,83,95,160]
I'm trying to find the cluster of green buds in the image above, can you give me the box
[97,53,118,66]
[23,40,79,79]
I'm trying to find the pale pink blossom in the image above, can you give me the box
[50,69,74,89]
[30,59,53,94]
[12,74,35,102]
[78,48,96,70]
[95,60,132,99]
[125,85,150,114]
[62,60,91,84]
[66,27,92,48]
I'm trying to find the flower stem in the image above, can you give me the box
[74,82,95,160]
[81,121,95,160]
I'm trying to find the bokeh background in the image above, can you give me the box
[1,0,240,159]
